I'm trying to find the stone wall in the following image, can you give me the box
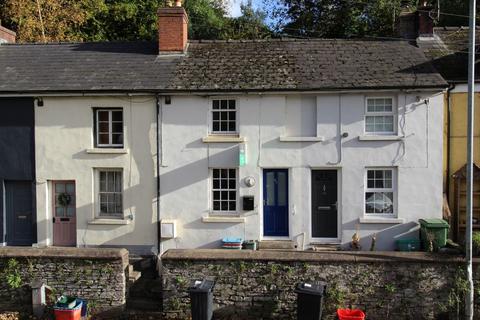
[0,247,128,316]
[162,249,480,320]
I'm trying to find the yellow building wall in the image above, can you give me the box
[446,92,480,203]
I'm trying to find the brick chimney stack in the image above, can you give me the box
[397,1,435,39]
[158,1,188,53]
[0,21,16,44]
[417,1,434,37]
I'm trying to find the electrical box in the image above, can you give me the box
[242,196,254,211]
[161,220,177,239]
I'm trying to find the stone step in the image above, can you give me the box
[258,240,296,250]
[129,256,155,272]
[127,297,162,312]
[129,278,163,299]
[128,270,142,283]
[310,244,341,252]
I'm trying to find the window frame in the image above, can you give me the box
[209,98,238,135]
[364,168,397,217]
[95,168,124,219]
[94,108,124,148]
[210,168,239,215]
[364,97,396,135]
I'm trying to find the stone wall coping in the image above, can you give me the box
[161,249,473,264]
[0,247,129,264]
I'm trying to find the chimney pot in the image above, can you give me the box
[158,6,188,53]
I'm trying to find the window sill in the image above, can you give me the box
[358,135,404,141]
[279,136,325,142]
[359,217,404,224]
[86,148,129,154]
[202,135,246,143]
[88,219,130,225]
[202,216,245,223]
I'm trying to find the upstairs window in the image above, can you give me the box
[95,109,123,147]
[365,168,395,215]
[212,168,237,213]
[211,99,237,134]
[365,98,395,135]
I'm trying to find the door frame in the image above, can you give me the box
[51,180,77,247]
[310,168,342,244]
[260,168,291,240]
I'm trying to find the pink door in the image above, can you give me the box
[52,181,76,246]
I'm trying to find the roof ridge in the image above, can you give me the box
[1,40,155,46]
[188,37,411,44]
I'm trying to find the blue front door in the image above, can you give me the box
[263,169,289,237]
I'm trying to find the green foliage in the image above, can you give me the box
[263,0,417,38]
[3,258,22,289]
[325,283,346,308]
[175,275,187,286]
[447,268,469,316]
[384,283,396,294]
[0,0,271,42]
[472,231,480,249]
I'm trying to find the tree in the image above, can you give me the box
[0,0,106,42]
[224,0,271,39]
[0,0,271,42]
[262,0,417,38]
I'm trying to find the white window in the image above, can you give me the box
[212,168,237,213]
[365,168,395,215]
[95,109,123,147]
[365,98,395,135]
[97,169,123,218]
[211,99,237,134]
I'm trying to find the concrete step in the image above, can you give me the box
[258,240,296,250]
[128,270,142,283]
[129,278,163,299]
[129,256,154,272]
[310,244,341,252]
[127,297,162,312]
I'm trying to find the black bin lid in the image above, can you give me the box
[188,279,215,293]
[294,282,326,296]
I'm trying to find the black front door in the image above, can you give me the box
[5,181,34,246]
[312,170,338,238]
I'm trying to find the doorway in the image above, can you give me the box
[52,181,76,246]
[311,170,338,239]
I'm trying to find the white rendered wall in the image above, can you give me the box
[35,96,157,254]
[160,92,444,251]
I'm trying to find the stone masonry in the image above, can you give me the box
[0,247,128,316]
[162,249,480,320]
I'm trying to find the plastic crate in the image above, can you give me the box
[396,239,421,252]
[54,300,82,320]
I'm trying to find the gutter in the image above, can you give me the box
[156,95,162,257]
[0,86,449,97]
[446,83,455,220]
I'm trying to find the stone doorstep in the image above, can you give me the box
[258,240,296,250]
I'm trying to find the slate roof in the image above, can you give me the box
[418,27,480,83]
[0,41,180,93]
[0,38,446,93]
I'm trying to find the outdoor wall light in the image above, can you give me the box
[36,97,44,107]
[244,176,256,187]
[165,95,171,105]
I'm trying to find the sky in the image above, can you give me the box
[228,0,263,17]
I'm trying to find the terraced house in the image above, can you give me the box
[0,3,447,254]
